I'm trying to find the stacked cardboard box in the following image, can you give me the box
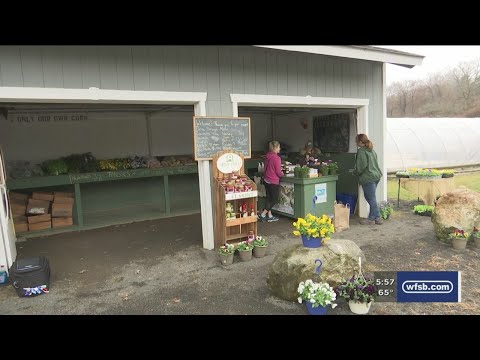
[10,192,29,233]
[27,195,52,231]
[9,190,75,232]
[52,192,74,228]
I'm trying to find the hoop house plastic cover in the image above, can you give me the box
[386,118,480,172]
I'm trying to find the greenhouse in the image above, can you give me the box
[386,118,480,172]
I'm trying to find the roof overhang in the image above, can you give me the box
[255,45,424,68]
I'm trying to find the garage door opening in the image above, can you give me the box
[1,102,202,238]
[238,105,359,216]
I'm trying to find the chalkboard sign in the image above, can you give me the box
[193,117,251,160]
[313,113,350,152]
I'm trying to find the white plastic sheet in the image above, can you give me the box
[386,118,480,172]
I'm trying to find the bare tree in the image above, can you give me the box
[449,59,480,110]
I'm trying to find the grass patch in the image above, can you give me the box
[388,172,480,201]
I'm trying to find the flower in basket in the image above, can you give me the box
[335,275,377,304]
[297,279,337,308]
[252,236,268,247]
[379,201,394,220]
[448,229,469,239]
[237,240,254,251]
[218,243,235,255]
[293,213,335,240]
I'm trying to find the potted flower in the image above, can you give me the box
[237,240,254,262]
[449,228,469,250]
[294,165,310,178]
[336,275,376,314]
[252,236,269,258]
[293,213,335,248]
[471,227,480,248]
[297,279,337,315]
[320,161,329,176]
[379,201,394,220]
[328,161,339,175]
[218,243,235,266]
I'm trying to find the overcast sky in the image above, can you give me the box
[377,46,480,85]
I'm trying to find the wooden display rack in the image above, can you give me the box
[213,150,258,249]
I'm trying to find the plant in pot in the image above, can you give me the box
[295,165,310,178]
[472,227,480,248]
[379,201,394,220]
[449,228,469,251]
[335,274,376,314]
[293,213,335,248]
[440,169,455,178]
[237,240,254,262]
[252,236,269,258]
[218,243,235,266]
[320,161,329,176]
[413,205,434,217]
[328,161,339,175]
[297,279,337,315]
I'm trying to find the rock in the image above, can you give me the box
[266,239,366,302]
[432,188,480,243]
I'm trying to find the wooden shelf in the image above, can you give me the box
[214,150,258,249]
[226,216,257,227]
[226,232,249,241]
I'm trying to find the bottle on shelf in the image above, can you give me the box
[250,205,255,217]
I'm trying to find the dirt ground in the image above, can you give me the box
[0,199,478,315]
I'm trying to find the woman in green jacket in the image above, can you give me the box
[354,134,383,225]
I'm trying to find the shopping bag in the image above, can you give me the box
[334,201,350,232]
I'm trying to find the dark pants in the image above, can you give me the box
[264,183,281,211]
[362,180,381,220]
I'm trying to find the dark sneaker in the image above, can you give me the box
[359,218,375,225]
[267,216,279,222]
[258,215,267,222]
[375,217,384,225]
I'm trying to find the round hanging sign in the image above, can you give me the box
[217,153,242,173]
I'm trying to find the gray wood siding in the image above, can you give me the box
[0,45,385,181]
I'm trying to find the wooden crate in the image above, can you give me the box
[14,222,29,233]
[13,215,27,223]
[54,191,74,199]
[52,203,73,217]
[11,203,26,216]
[27,214,52,224]
[32,191,54,202]
[27,199,51,215]
[52,217,73,228]
[9,192,29,204]
[54,197,75,205]
[28,221,52,231]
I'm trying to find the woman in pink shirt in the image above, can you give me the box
[259,141,284,222]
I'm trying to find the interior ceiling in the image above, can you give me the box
[0,103,194,113]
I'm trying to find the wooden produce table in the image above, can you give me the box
[397,177,455,206]
[271,175,338,219]
[7,165,198,236]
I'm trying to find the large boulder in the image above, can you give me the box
[266,239,365,302]
[432,188,480,243]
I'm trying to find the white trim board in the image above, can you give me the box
[231,93,370,218]
[231,94,369,108]
[0,87,207,104]
[255,46,424,68]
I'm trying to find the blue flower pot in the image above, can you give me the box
[306,302,328,315]
[301,235,322,248]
